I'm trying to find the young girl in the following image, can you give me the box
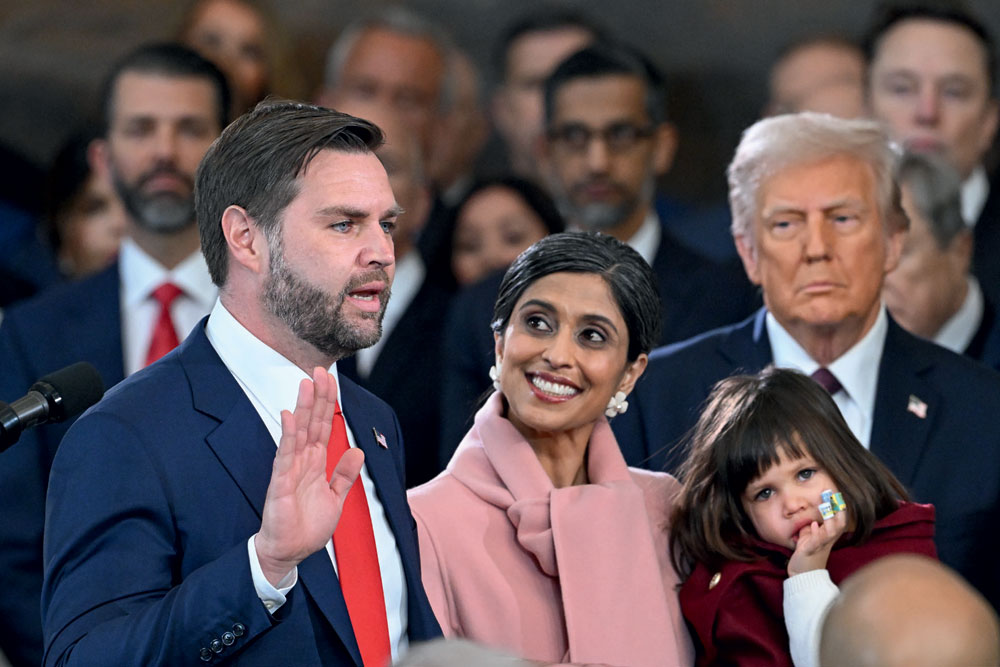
[670,367,937,667]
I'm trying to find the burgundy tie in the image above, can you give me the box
[811,367,843,395]
[145,282,183,366]
[326,401,391,667]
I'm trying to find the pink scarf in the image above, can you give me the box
[448,393,691,666]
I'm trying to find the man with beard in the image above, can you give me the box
[0,43,226,667]
[41,102,441,665]
[538,43,758,361]
[435,42,759,465]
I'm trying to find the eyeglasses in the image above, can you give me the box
[547,122,656,153]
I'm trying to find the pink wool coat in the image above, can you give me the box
[407,393,694,666]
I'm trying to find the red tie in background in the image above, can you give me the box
[326,401,391,667]
[145,282,183,366]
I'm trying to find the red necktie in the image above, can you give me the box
[145,282,183,366]
[326,401,390,667]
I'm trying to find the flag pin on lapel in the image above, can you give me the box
[907,394,928,419]
[372,427,388,449]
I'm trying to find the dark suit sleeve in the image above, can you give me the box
[0,311,56,666]
[41,411,276,666]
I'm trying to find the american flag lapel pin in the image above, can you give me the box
[372,427,388,449]
[907,394,928,419]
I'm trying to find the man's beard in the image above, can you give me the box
[262,238,392,361]
[551,171,657,232]
[112,165,195,233]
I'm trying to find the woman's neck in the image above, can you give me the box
[524,424,595,488]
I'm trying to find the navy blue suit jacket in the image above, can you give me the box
[0,263,124,666]
[612,308,1000,610]
[41,321,440,666]
[972,171,1000,306]
[966,295,1000,372]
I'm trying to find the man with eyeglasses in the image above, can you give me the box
[538,42,758,352]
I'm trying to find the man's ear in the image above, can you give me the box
[652,122,679,176]
[221,205,269,276]
[491,88,515,140]
[87,139,110,180]
[883,225,905,276]
[977,98,1000,159]
[734,234,762,285]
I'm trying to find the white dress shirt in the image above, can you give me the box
[204,300,408,660]
[934,276,984,354]
[118,237,217,375]
[627,211,662,266]
[568,210,661,266]
[961,166,989,227]
[354,250,424,378]
[767,307,889,448]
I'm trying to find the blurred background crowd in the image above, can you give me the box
[4,0,1000,664]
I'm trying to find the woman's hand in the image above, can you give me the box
[787,500,849,577]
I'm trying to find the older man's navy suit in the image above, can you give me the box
[612,308,1000,611]
[41,321,441,666]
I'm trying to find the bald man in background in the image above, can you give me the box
[820,554,1000,666]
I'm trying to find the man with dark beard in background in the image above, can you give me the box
[0,43,227,666]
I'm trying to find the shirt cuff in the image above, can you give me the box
[248,534,297,614]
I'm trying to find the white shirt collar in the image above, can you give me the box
[767,306,888,442]
[961,166,989,227]
[626,211,661,266]
[119,236,216,310]
[934,276,984,354]
[205,298,340,444]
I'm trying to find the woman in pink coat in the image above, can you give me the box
[408,232,694,666]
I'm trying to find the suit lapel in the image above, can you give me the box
[339,380,410,551]
[715,309,773,390]
[180,325,361,662]
[870,322,939,488]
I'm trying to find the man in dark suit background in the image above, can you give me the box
[537,42,757,338]
[42,103,441,665]
[0,44,227,666]
[332,106,455,487]
[437,41,758,457]
[864,3,1000,303]
[884,151,1000,369]
[613,111,1000,611]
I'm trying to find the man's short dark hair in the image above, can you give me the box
[492,8,605,82]
[99,42,231,136]
[862,1,996,96]
[542,41,668,129]
[195,100,384,286]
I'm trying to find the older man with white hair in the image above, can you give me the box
[612,112,1000,616]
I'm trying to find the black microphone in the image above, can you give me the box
[0,362,105,452]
